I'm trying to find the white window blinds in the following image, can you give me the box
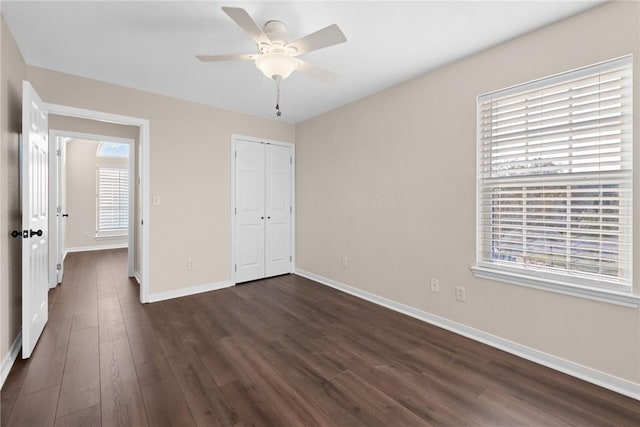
[477,56,633,291]
[97,167,129,232]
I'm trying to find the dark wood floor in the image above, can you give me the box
[2,249,639,426]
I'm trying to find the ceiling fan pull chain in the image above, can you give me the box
[275,77,282,117]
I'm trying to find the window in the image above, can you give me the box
[474,56,634,301]
[97,167,128,234]
[97,141,129,158]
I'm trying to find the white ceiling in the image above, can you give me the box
[2,1,602,123]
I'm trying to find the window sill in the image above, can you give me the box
[95,233,128,241]
[470,265,640,308]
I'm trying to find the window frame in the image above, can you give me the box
[472,56,639,308]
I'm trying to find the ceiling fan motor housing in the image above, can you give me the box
[264,20,289,43]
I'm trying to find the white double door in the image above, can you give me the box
[235,139,292,283]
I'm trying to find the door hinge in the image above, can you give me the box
[290,156,292,164]
[57,206,62,214]
[235,151,237,159]
[290,256,292,262]
[234,264,237,272]
[290,206,292,214]
[141,220,144,225]
[56,263,61,271]
[56,149,61,156]
[234,207,237,215]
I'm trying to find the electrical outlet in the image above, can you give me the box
[455,286,466,302]
[187,260,194,271]
[430,278,440,292]
[342,257,349,268]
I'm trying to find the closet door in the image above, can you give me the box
[265,144,292,277]
[235,140,265,283]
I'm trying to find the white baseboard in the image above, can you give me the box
[295,268,640,401]
[65,243,128,254]
[133,272,141,285]
[1,331,22,389]
[147,279,233,303]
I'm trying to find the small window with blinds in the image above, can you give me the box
[476,56,633,294]
[97,167,129,234]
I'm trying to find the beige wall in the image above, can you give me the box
[26,65,295,295]
[0,16,25,367]
[50,115,139,141]
[295,1,640,384]
[64,138,129,250]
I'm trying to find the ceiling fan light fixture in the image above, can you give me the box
[255,52,298,80]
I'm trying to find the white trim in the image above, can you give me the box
[45,103,150,303]
[230,134,295,284]
[478,55,632,101]
[1,332,22,388]
[295,268,640,401]
[147,280,233,303]
[94,233,128,240]
[471,265,640,308]
[134,272,142,285]
[65,243,128,253]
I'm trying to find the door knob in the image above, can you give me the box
[10,230,27,239]
[29,229,43,238]
[62,213,69,218]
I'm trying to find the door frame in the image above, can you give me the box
[230,134,295,284]
[48,130,136,287]
[45,103,151,303]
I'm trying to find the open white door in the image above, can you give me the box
[48,134,65,287]
[57,140,66,283]
[22,81,49,359]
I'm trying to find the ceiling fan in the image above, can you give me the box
[197,7,347,117]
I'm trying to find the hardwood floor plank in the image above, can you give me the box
[0,358,28,426]
[72,284,98,331]
[54,404,101,427]
[257,347,386,426]
[219,379,289,427]
[330,370,434,426]
[347,364,476,427]
[99,337,147,424]
[101,383,148,427]
[184,335,238,387]
[7,385,59,427]
[98,297,124,327]
[141,378,195,427]
[18,317,73,396]
[56,326,101,417]
[157,334,239,426]
[220,335,338,426]
[476,386,573,427]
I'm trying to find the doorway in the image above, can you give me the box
[48,130,136,287]
[45,103,150,303]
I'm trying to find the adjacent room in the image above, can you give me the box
[1,1,639,426]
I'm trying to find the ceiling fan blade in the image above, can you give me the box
[222,7,271,46]
[288,24,346,55]
[197,54,256,62]
[296,59,338,84]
